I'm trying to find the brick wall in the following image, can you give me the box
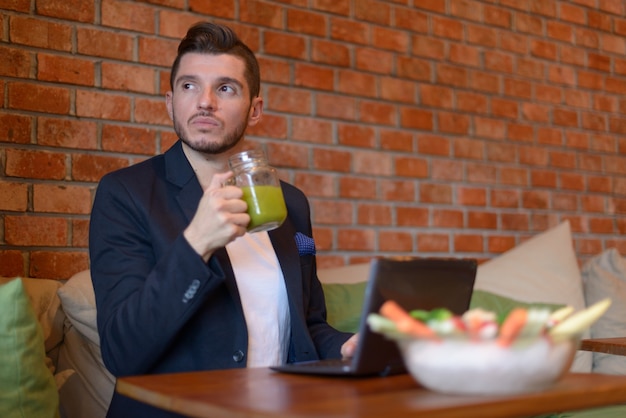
[1,0,625,279]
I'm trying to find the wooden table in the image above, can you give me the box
[581,338,626,356]
[117,368,626,418]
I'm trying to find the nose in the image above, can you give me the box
[198,88,216,110]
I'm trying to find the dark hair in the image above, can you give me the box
[169,22,260,99]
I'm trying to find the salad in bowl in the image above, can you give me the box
[367,298,611,395]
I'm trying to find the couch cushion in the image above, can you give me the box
[473,220,591,372]
[0,278,59,418]
[581,248,626,375]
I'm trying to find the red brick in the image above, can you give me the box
[338,124,375,148]
[37,0,95,22]
[353,150,392,176]
[37,53,94,86]
[359,100,395,126]
[8,82,70,114]
[400,108,433,130]
[420,184,452,204]
[486,143,516,163]
[417,233,450,253]
[266,142,309,169]
[516,13,543,35]
[102,62,156,94]
[240,0,282,28]
[10,16,72,51]
[498,167,528,186]
[454,234,483,252]
[433,209,464,228]
[438,112,470,135]
[467,163,497,184]
[453,138,484,160]
[312,149,352,172]
[315,94,356,120]
[264,31,307,60]
[475,117,506,140]
[535,84,562,104]
[0,250,25,277]
[268,87,312,115]
[411,35,445,60]
[418,135,451,157]
[380,180,416,202]
[436,64,468,88]
[394,156,428,178]
[0,112,32,144]
[294,173,335,198]
[467,24,497,48]
[189,0,235,18]
[71,218,90,247]
[356,203,392,225]
[458,187,487,206]
[287,9,325,36]
[33,184,92,214]
[355,0,390,25]
[484,5,512,28]
[295,63,334,91]
[30,251,89,279]
[487,234,517,254]
[395,7,428,33]
[5,149,66,180]
[0,45,32,78]
[5,216,67,246]
[491,189,520,208]
[337,229,375,251]
[421,84,454,109]
[380,129,413,152]
[396,207,429,227]
[539,126,566,145]
[247,114,287,139]
[311,39,350,67]
[517,57,544,80]
[468,211,498,229]
[337,69,376,97]
[523,190,551,209]
[355,47,394,74]
[102,124,157,155]
[379,231,413,252]
[101,0,155,32]
[553,193,578,211]
[470,71,499,93]
[311,200,353,224]
[71,154,129,182]
[0,0,30,12]
[76,90,131,121]
[380,77,416,103]
[504,78,532,99]
[258,57,292,85]
[0,181,28,211]
[330,17,369,45]
[432,16,463,40]
[450,0,483,22]
[291,117,333,144]
[588,176,613,194]
[77,28,134,61]
[138,37,178,67]
[501,213,530,231]
[37,117,98,149]
[549,151,576,169]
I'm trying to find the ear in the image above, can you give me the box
[165,91,174,121]
[247,96,263,127]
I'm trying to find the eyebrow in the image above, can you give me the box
[174,74,245,91]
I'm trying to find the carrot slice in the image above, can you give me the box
[497,308,528,347]
[380,300,438,340]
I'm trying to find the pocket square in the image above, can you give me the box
[294,232,316,256]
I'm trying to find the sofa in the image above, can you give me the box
[2,220,625,418]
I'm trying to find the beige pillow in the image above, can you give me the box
[581,248,626,374]
[473,220,591,372]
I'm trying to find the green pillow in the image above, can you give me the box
[322,282,367,333]
[470,289,565,324]
[0,278,59,418]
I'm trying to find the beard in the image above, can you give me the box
[173,110,249,155]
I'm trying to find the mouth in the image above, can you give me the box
[190,114,220,129]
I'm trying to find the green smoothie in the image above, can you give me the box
[241,185,287,232]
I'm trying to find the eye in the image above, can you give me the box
[182,83,194,90]
[219,84,236,94]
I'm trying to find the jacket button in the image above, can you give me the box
[233,350,245,362]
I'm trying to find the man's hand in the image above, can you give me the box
[184,171,250,261]
[341,333,359,359]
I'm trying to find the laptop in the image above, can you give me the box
[271,256,477,377]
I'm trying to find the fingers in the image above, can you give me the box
[341,333,359,359]
[208,171,234,190]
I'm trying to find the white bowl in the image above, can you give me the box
[398,337,578,395]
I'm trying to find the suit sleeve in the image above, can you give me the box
[89,173,228,376]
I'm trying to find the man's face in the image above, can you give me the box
[165,52,263,155]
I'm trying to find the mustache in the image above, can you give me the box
[189,111,221,124]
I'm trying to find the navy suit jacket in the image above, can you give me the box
[89,141,351,417]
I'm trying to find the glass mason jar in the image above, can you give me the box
[228,149,287,233]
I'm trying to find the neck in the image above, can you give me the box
[181,141,248,190]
